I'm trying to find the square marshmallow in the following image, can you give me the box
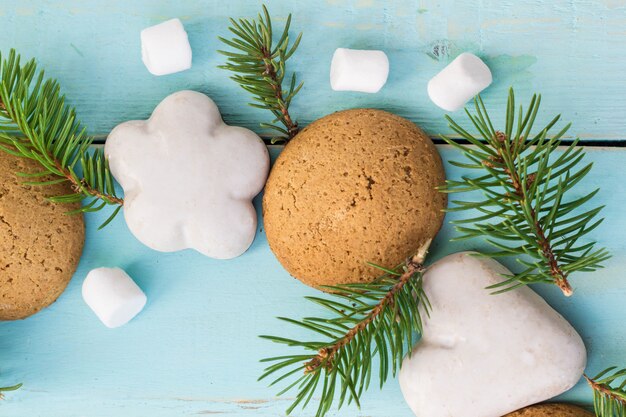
[330,48,389,93]
[82,267,147,328]
[141,18,192,76]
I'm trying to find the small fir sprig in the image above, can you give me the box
[259,241,431,417]
[219,5,302,143]
[0,383,21,400]
[586,367,626,417]
[0,49,123,229]
[441,88,610,296]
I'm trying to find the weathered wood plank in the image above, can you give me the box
[0,145,623,416]
[1,1,625,414]
[0,1,625,139]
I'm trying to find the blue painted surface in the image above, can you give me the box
[2,146,625,416]
[0,0,625,139]
[0,1,625,416]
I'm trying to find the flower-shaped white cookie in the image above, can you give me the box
[105,90,269,259]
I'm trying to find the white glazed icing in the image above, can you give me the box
[105,90,269,259]
[399,252,586,417]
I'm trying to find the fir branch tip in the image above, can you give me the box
[441,88,609,296]
[259,246,431,417]
[0,49,123,228]
[219,4,303,143]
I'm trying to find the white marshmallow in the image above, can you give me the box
[330,48,389,93]
[427,52,492,111]
[141,18,192,76]
[399,252,586,417]
[82,268,147,328]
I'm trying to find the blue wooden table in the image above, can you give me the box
[1,1,625,416]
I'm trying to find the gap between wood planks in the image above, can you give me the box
[427,138,626,147]
[90,136,626,147]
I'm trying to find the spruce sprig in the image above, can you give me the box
[218,5,302,143]
[586,367,626,417]
[0,49,122,229]
[259,241,431,417]
[441,88,610,296]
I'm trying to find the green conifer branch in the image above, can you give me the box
[259,241,431,417]
[441,88,610,296]
[0,49,123,229]
[218,5,303,143]
[586,367,626,417]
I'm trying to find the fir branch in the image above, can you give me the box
[259,240,431,417]
[586,367,626,417]
[218,5,303,143]
[0,49,123,228]
[0,383,21,400]
[441,88,610,296]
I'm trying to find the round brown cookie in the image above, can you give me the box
[0,151,85,320]
[263,109,446,288]
[505,404,594,417]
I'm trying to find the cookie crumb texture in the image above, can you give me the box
[263,109,447,287]
[505,404,594,417]
[0,152,85,320]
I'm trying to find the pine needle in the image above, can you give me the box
[0,383,22,400]
[219,5,302,143]
[586,368,626,417]
[0,49,123,228]
[441,88,610,296]
[259,240,432,417]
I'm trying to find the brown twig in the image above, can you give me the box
[260,46,299,139]
[585,374,626,405]
[0,98,123,207]
[304,240,430,374]
[489,131,572,296]
[56,161,124,206]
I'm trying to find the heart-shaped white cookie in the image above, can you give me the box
[399,252,586,417]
